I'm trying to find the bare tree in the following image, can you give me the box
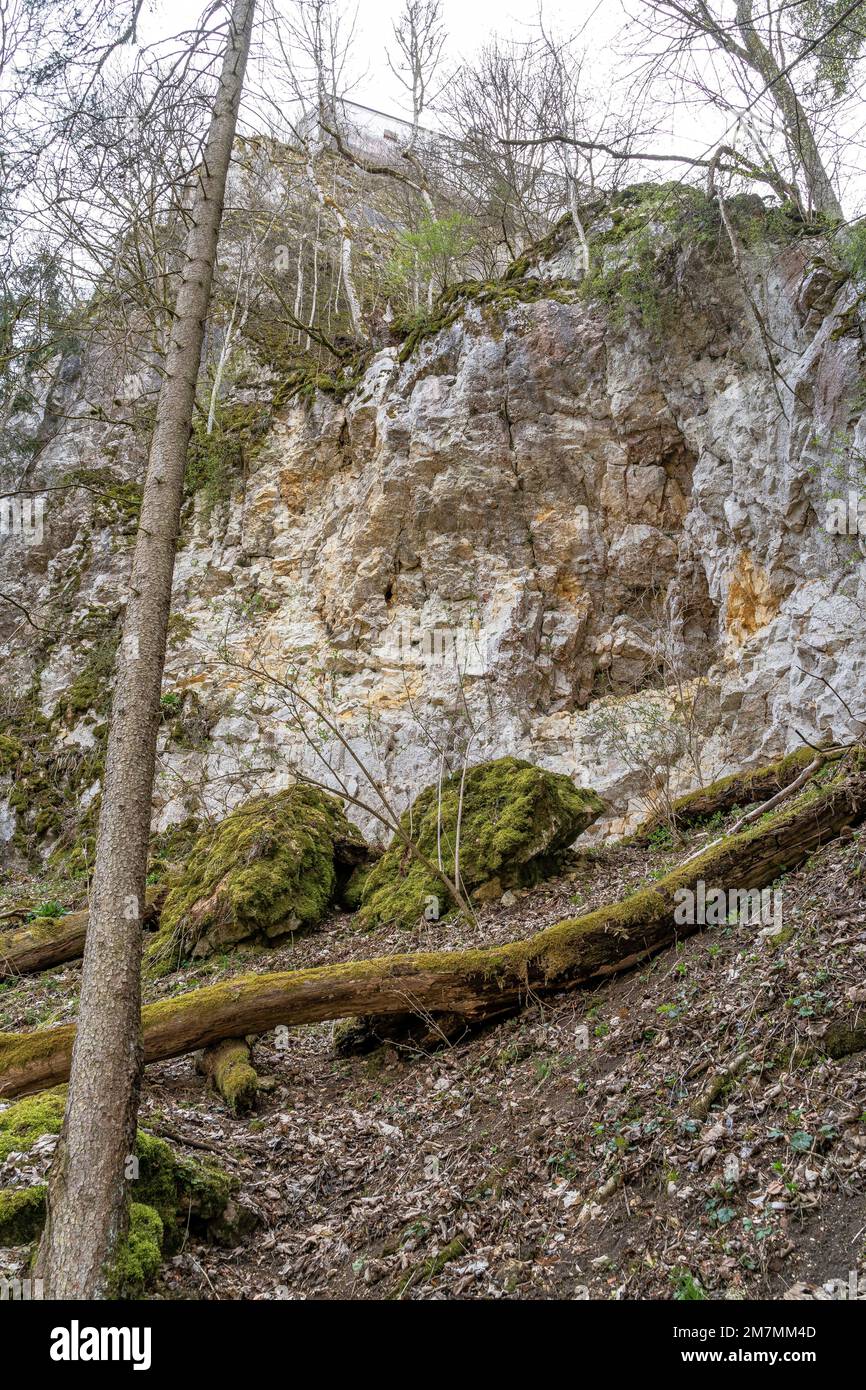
[273,0,367,340]
[631,0,866,218]
[35,0,257,1299]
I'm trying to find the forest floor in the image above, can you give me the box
[2,811,865,1301]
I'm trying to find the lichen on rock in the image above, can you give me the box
[355,756,604,930]
[147,784,370,970]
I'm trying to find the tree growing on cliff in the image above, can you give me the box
[34,0,257,1298]
[633,0,866,219]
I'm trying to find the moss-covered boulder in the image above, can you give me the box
[0,1092,244,1262]
[147,785,370,970]
[355,756,604,930]
[0,1087,66,1161]
[0,1185,46,1245]
[108,1203,164,1297]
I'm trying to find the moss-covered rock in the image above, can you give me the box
[0,1093,241,1256]
[108,1203,164,1298]
[147,785,370,971]
[356,756,604,930]
[0,1088,66,1161]
[0,1185,46,1245]
[0,734,23,774]
[135,1129,239,1253]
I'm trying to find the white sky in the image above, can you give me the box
[135,0,865,215]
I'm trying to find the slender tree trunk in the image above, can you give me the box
[734,0,843,219]
[304,156,366,341]
[35,0,256,1300]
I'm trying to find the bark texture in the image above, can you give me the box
[4,769,864,1102]
[34,0,256,1299]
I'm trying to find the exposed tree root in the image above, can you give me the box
[689,1052,750,1119]
[1,768,864,1099]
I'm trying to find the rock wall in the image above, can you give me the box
[2,207,865,856]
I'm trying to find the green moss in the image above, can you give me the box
[108,1202,164,1298]
[391,1234,467,1297]
[396,277,577,362]
[204,1041,258,1115]
[577,183,814,339]
[135,1129,236,1250]
[0,1185,46,1245]
[185,403,273,518]
[166,613,195,648]
[503,213,576,280]
[830,289,866,340]
[0,734,23,773]
[633,746,822,839]
[148,785,368,970]
[63,467,143,530]
[393,186,813,362]
[272,360,366,408]
[0,1102,236,1258]
[0,1087,67,1161]
[60,607,121,724]
[356,757,604,930]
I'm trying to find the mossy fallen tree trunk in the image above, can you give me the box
[0,909,90,978]
[2,768,864,1099]
[0,890,163,980]
[633,747,824,840]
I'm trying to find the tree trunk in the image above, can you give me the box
[6,769,864,1102]
[735,0,843,219]
[196,1038,258,1113]
[633,746,829,839]
[304,156,366,342]
[34,0,256,1300]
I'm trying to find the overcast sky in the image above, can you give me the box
[135,0,864,215]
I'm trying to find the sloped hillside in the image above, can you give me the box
[2,790,864,1301]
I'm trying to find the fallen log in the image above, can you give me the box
[0,908,89,978]
[633,746,830,840]
[2,768,864,1099]
[196,1038,258,1114]
[0,888,164,980]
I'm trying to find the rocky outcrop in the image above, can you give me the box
[1,188,865,858]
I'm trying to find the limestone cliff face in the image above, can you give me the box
[2,212,865,855]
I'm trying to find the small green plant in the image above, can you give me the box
[672,1269,706,1300]
[388,213,478,302]
[26,899,66,921]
